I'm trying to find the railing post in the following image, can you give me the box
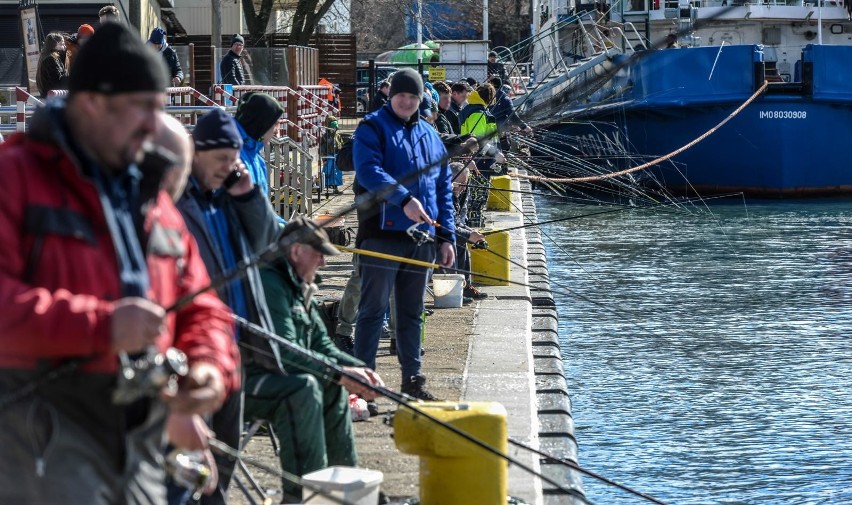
[282,141,292,218]
[302,142,312,215]
[210,45,217,92]
[16,87,26,132]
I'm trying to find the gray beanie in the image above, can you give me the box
[389,68,424,99]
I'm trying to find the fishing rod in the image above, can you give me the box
[234,315,673,505]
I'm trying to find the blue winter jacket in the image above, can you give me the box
[353,103,456,244]
[489,86,528,132]
[236,121,285,224]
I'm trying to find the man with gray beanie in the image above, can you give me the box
[352,67,456,405]
[0,22,240,504]
[220,34,246,85]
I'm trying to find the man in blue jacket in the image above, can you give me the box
[352,68,456,403]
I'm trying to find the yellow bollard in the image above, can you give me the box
[470,230,510,286]
[394,401,508,505]
[486,175,513,211]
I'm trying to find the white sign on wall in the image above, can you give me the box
[20,5,40,93]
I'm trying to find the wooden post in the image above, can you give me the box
[211,45,217,86]
[128,0,141,32]
[188,43,195,90]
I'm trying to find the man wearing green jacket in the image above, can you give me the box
[254,216,384,503]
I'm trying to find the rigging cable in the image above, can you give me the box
[514,81,770,184]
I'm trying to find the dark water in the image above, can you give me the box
[538,198,852,505]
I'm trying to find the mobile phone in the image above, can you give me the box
[223,169,242,190]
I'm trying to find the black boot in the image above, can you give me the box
[401,375,439,401]
[332,333,354,355]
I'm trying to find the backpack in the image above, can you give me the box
[335,118,383,172]
[315,298,340,338]
[325,225,354,247]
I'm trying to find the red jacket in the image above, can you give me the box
[0,110,240,395]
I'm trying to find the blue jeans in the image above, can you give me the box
[456,241,472,285]
[354,237,435,380]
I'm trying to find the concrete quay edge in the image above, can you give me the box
[462,170,585,504]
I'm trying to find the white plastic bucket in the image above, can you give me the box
[432,274,465,308]
[301,466,383,505]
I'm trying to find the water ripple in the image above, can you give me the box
[540,199,852,504]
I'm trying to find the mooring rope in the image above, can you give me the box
[515,80,769,183]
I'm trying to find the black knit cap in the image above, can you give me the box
[389,68,424,99]
[192,108,243,151]
[235,92,284,140]
[69,22,169,95]
[231,34,245,45]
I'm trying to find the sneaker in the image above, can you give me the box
[463,286,488,300]
[332,333,354,355]
[401,375,439,401]
[366,400,379,417]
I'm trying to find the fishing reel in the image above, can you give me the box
[165,449,212,500]
[112,346,189,405]
[471,239,489,250]
[482,142,506,164]
[406,222,435,246]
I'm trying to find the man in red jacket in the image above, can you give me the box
[0,23,239,505]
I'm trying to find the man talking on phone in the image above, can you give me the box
[175,108,279,503]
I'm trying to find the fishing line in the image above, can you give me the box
[234,316,677,505]
[338,244,661,340]
[481,191,746,235]
[513,136,670,204]
[518,81,771,184]
[231,318,594,504]
[310,181,356,216]
[484,173,614,282]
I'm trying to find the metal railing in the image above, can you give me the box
[267,135,314,219]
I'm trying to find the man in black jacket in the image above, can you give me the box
[369,80,389,112]
[148,27,183,86]
[434,81,460,134]
[220,34,246,85]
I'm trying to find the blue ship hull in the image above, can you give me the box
[542,44,852,196]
